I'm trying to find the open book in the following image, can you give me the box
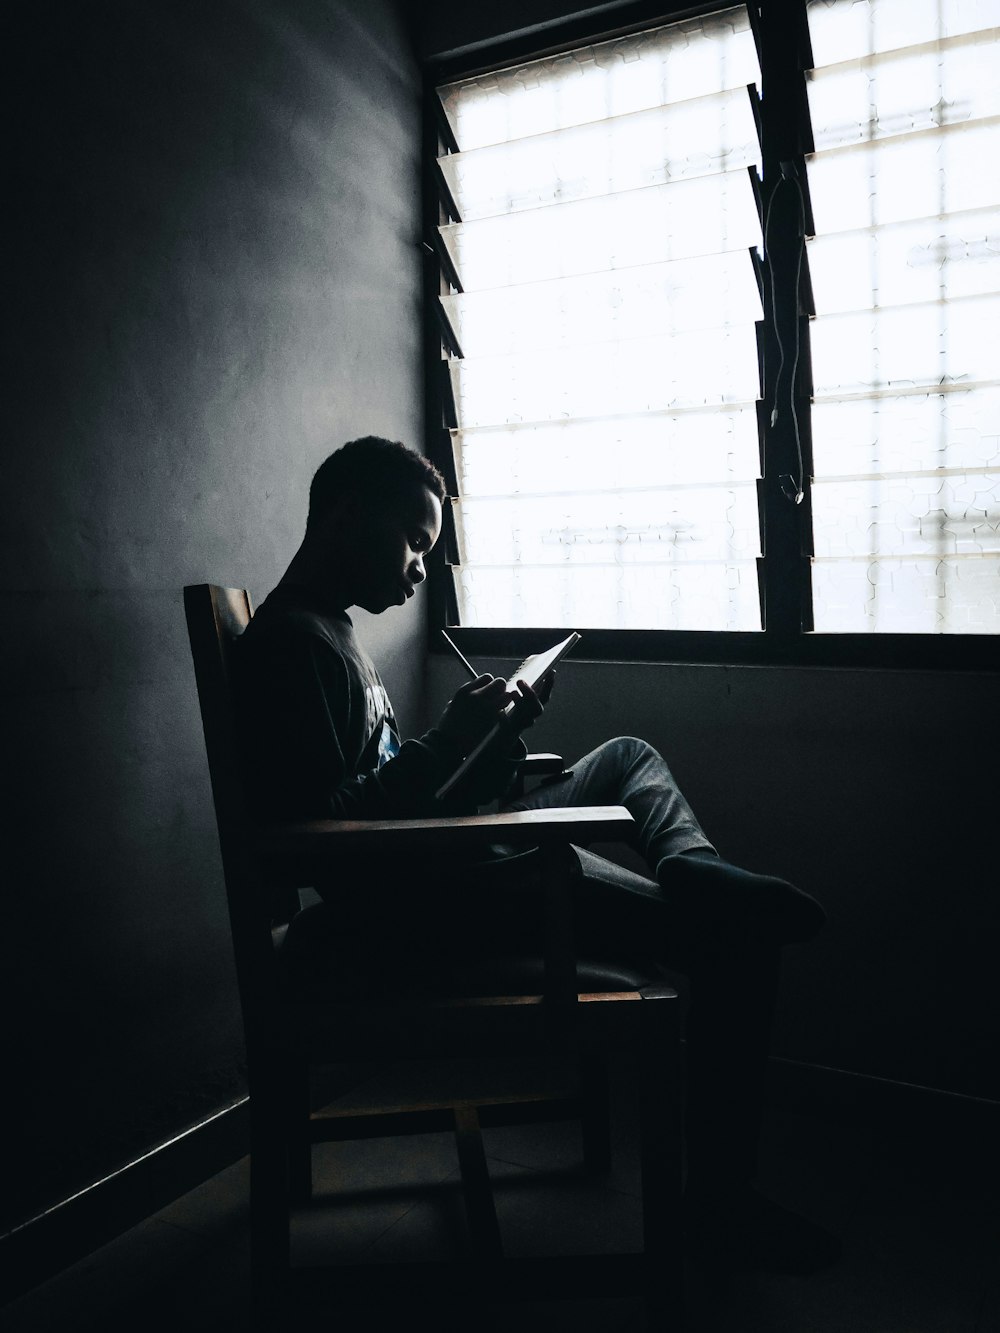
[434,631,581,803]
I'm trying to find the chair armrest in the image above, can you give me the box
[257,805,633,875]
[518,753,564,777]
[258,807,635,1005]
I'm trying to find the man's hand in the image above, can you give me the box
[437,674,510,753]
[438,671,555,755]
[505,672,554,734]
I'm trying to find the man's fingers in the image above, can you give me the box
[510,679,545,724]
[537,670,555,705]
[472,675,508,700]
[456,673,497,696]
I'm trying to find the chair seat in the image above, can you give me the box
[275,896,662,998]
[274,916,661,1001]
[446,954,663,996]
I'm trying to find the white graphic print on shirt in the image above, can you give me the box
[365,683,400,769]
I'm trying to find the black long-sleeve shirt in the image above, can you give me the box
[234,583,512,822]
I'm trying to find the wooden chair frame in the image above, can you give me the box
[184,583,684,1328]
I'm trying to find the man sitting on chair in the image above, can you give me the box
[235,434,840,1274]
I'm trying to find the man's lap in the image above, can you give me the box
[504,736,711,862]
[286,735,716,991]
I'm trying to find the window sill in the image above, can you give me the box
[433,627,1000,673]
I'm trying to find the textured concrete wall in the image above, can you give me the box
[3,0,424,1228]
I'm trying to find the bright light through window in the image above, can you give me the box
[433,0,1000,638]
[436,7,765,630]
[805,0,1000,633]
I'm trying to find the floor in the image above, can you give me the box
[5,1057,999,1332]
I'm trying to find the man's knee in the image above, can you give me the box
[603,735,661,768]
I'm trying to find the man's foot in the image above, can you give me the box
[684,1184,842,1274]
[661,851,827,945]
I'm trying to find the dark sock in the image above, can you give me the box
[657,850,826,945]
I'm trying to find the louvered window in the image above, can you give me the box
[424,0,1000,664]
[433,8,765,630]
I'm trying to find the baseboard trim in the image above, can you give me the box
[768,1056,1000,1137]
[1,1097,249,1307]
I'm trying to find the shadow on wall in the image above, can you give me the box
[3,0,424,1231]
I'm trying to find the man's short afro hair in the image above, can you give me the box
[307,437,446,530]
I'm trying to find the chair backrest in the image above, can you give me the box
[184,583,288,1016]
[184,584,252,842]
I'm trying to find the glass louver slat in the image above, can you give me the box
[440,169,763,292]
[438,85,761,222]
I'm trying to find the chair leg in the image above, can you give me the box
[247,1053,296,1331]
[580,1055,613,1173]
[249,1106,290,1329]
[453,1105,503,1260]
[638,991,685,1328]
[288,1059,313,1205]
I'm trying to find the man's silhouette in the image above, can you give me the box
[236,434,839,1273]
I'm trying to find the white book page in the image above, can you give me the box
[435,631,582,802]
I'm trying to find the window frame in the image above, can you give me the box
[420,0,1000,673]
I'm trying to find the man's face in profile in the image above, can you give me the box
[346,483,443,615]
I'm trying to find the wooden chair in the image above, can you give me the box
[183,583,684,1328]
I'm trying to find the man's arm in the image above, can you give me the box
[238,631,528,821]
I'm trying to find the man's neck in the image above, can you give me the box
[279,545,352,612]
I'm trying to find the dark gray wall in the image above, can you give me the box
[4,0,424,1229]
[427,658,998,1103]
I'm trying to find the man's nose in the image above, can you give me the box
[411,554,426,583]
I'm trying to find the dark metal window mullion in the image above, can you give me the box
[757,0,815,639]
[422,73,463,630]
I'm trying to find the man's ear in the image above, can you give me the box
[338,490,367,539]
[315,491,363,549]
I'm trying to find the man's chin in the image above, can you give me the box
[356,591,403,614]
